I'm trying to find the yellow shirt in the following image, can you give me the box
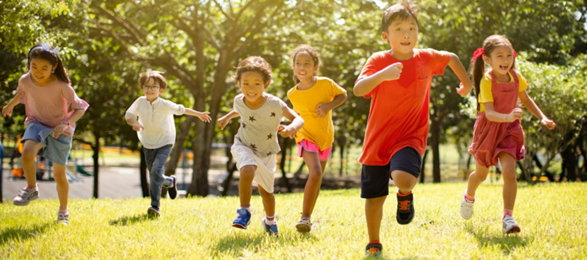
[479,70,528,112]
[287,77,347,151]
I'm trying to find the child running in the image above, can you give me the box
[460,34,556,234]
[353,1,472,256]
[125,70,211,217]
[217,56,304,237]
[2,42,90,225]
[287,44,347,233]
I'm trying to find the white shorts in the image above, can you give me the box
[231,143,277,193]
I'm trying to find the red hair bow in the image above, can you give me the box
[471,48,484,61]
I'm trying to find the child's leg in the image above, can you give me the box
[238,165,256,207]
[301,151,325,218]
[390,170,418,193]
[21,140,43,187]
[145,146,172,209]
[498,153,517,213]
[466,163,490,197]
[52,163,69,212]
[258,185,275,218]
[365,196,387,242]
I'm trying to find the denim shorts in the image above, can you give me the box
[360,147,422,198]
[22,122,72,166]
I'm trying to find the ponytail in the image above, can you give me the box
[471,57,485,112]
[27,43,71,84]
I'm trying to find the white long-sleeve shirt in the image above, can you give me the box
[125,96,185,149]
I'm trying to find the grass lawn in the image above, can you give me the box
[1,182,586,259]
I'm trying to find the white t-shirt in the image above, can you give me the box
[125,96,185,149]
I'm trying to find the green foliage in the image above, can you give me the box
[1,183,587,259]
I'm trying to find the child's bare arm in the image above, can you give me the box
[519,90,556,129]
[2,92,22,117]
[217,110,240,130]
[353,62,403,97]
[184,108,212,123]
[53,109,86,138]
[447,53,473,96]
[279,106,304,138]
[484,103,523,123]
[316,93,347,117]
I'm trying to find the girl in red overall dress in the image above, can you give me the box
[460,35,556,234]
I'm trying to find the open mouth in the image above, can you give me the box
[499,65,509,70]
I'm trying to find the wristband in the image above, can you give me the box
[61,121,71,126]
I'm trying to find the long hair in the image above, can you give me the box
[27,43,70,84]
[471,35,515,112]
[290,44,321,84]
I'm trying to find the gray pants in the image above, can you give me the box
[144,145,173,208]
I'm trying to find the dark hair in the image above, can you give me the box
[381,0,419,32]
[471,35,516,111]
[290,44,321,84]
[234,56,272,83]
[139,70,168,90]
[27,43,70,84]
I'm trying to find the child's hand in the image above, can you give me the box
[540,118,556,130]
[198,112,211,123]
[381,62,403,81]
[277,124,296,139]
[132,121,144,132]
[2,105,13,117]
[315,103,328,118]
[510,108,523,121]
[217,116,231,130]
[456,82,471,96]
[53,124,68,139]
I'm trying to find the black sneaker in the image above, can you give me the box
[396,192,414,225]
[168,176,178,200]
[365,243,382,257]
[147,206,160,217]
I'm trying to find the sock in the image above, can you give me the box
[27,186,36,190]
[398,190,412,197]
[265,215,275,225]
[503,209,513,218]
[464,194,475,202]
[368,240,381,245]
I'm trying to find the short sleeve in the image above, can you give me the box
[329,78,347,97]
[429,50,452,76]
[478,74,493,104]
[356,54,381,99]
[515,71,528,92]
[62,85,89,111]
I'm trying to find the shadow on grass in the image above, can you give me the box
[109,214,157,226]
[215,232,267,256]
[465,223,529,255]
[0,222,54,246]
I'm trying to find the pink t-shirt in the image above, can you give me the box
[17,73,89,136]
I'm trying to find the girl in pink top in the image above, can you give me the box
[461,35,555,234]
[2,42,89,225]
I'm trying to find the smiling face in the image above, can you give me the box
[483,46,515,77]
[141,78,164,102]
[238,71,269,106]
[293,52,318,83]
[382,16,419,60]
[29,58,57,85]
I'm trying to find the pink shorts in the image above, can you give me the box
[297,139,332,161]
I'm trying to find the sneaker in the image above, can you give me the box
[460,191,474,220]
[295,218,312,233]
[13,186,39,206]
[365,243,383,257]
[396,192,415,225]
[147,206,160,217]
[57,211,69,225]
[263,219,279,236]
[232,208,251,229]
[168,176,178,200]
[502,215,521,234]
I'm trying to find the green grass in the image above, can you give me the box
[1,182,586,259]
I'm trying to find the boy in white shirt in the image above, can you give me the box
[125,70,211,217]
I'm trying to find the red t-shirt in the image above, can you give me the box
[357,49,451,165]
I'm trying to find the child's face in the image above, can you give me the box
[238,71,269,104]
[141,78,164,102]
[483,46,515,76]
[293,52,317,82]
[29,58,57,85]
[382,16,419,59]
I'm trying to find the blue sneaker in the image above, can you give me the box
[263,219,278,236]
[232,208,251,229]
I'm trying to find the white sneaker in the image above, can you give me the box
[502,215,521,234]
[295,218,312,233]
[57,211,69,225]
[13,186,39,206]
[460,191,474,220]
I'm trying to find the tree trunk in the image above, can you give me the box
[336,135,346,176]
[140,147,149,197]
[430,118,441,183]
[561,145,577,182]
[165,116,196,177]
[279,137,292,193]
[0,142,4,203]
[533,154,555,182]
[92,132,101,199]
[420,149,429,184]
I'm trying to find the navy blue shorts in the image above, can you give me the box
[361,147,422,199]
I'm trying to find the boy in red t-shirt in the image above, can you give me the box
[353,1,472,257]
